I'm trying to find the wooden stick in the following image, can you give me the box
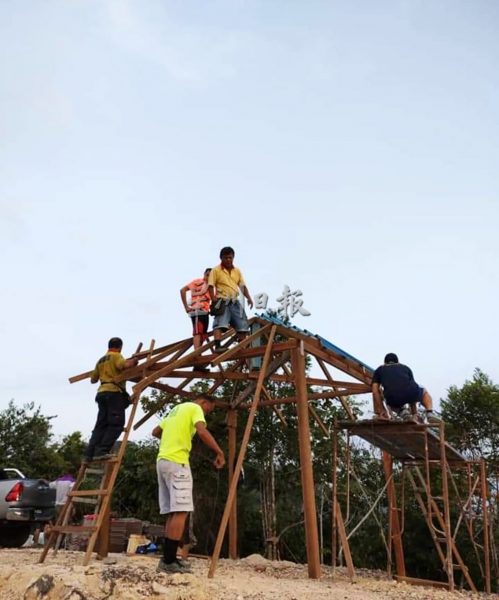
[208,326,277,578]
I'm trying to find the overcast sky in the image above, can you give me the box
[1,0,498,443]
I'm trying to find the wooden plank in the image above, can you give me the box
[211,323,271,366]
[291,346,321,579]
[208,327,277,579]
[394,576,449,589]
[50,525,96,534]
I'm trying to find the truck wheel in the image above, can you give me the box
[0,525,32,548]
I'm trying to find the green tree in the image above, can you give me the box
[441,369,499,464]
[0,400,64,478]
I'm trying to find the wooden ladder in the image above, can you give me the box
[406,466,477,592]
[39,390,141,566]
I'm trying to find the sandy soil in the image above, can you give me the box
[0,549,494,600]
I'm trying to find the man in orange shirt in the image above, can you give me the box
[180,268,212,363]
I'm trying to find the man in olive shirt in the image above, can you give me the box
[83,337,138,462]
[152,394,225,574]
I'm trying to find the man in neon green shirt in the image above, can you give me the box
[152,394,225,574]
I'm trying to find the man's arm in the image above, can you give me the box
[90,367,99,384]
[195,422,225,469]
[152,425,162,439]
[372,383,388,417]
[180,285,191,312]
[241,285,253,309]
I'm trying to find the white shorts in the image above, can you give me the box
[156,460,193,514]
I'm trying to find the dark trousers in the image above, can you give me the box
[84,392,128,458]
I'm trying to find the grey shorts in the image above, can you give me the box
[156,460,193,514]
[213,299,249,332]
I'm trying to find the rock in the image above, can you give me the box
[152,580,170,595]
[240,554,270,567]
[24,574,54,598]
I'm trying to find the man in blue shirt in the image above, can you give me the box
[372,353,440,423]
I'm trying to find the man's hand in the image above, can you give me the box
[213,452,225,469]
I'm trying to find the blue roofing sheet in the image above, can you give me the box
[258,313,374,374]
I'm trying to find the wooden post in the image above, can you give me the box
[438,423,454,592]
[382,452,405,577]
[228,409,238,559]
[331,425,338,574]
[208,327,277,578]
[480,459,491,593]
[291,345,321,579]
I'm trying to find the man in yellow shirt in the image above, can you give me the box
[208,246,253,352]
[83,337,138,462]
[152,394,225,574]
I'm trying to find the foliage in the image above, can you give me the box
[441,369,499,466]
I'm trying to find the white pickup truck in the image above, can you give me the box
[0,468,56,547]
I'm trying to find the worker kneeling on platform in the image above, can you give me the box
[371,353,440,424]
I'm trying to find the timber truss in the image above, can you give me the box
[60,314,494,592]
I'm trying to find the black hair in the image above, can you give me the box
[204,267,212,275]
[384,353,399,364]
[219,246,235,258]
[195,393,215,404]
[108,337,123,350]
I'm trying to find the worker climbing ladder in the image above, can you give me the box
[39,389,141,565]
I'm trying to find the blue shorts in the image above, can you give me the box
[385,386,424,409]
[213,300,249,333]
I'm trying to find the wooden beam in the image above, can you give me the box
[291,346,321,579]
[308,404,329,437]
[316,358,356,420]
[228,409,238,559]
[303,340,372,385]
[210,323,272,366]
[208,326,277,578]
[230,351,291,408]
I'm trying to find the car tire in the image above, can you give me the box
[0,524,32,548]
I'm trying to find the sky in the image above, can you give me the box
[1,0,498,443]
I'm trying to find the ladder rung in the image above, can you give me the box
[70,489,108,497]
[52,525,96,534]
[85,468,105,475]
[72,497,99,505]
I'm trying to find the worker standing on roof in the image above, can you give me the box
[372,353,440,424]
[83,337,138,462]
[180,268,212,366]
[152,394,225,574]
[208,246,253,352]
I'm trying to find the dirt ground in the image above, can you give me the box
[0,549,495,600]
